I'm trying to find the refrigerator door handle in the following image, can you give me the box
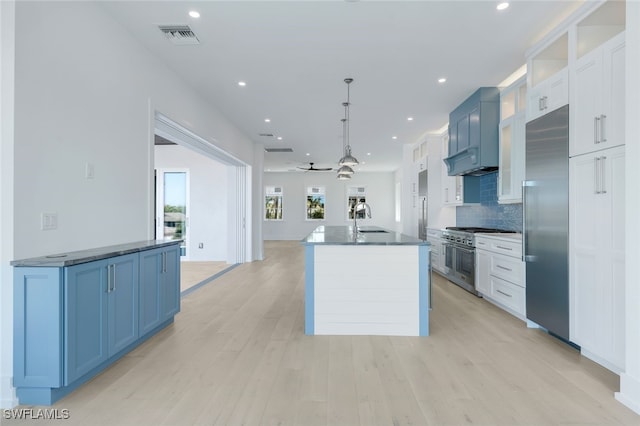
[522,180,535,262]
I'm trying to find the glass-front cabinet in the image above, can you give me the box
[498,76,526,204]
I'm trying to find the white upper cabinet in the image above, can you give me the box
[498,76,526,204]
[526,33,569,122]
[569,0,625,157]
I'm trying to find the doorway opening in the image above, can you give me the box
[153,112,251,293]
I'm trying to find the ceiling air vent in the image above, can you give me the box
[158,25,200,45]
[259,133,274,137]
[264,148,293,153]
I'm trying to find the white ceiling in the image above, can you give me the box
[101,0,583,173]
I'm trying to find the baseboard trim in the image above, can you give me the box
[1,375,18,409]
[616,373,640,415]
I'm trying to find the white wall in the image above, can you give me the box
[0,0,17,409]
[1,1,258,407]
[12,1,256,259]
[263,172,396,240]
[154,145,228,262]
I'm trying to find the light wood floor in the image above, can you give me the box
[11,241,640,425]
[181,261,232,292]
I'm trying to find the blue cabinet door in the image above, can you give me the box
[64,260,109,385]
[108,253,139,356]
[13,267,64,388]
[161,245,180,320]
[139,248,163,336]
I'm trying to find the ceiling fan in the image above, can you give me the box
[297,162,333,172]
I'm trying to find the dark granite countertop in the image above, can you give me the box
[301,226,428,246]
[11,240,183,267]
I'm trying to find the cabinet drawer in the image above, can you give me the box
[490,276,525,316]
[476,237,522,257]
[490,255,524,287]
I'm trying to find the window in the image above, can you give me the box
[347,186,367,220]
[265,186,283,220]
[306,186,326,220]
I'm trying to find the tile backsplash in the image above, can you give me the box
[456,172,522,231]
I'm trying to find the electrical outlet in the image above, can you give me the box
[198,243,204,249]
[41,212,58,230]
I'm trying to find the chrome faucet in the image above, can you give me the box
[353,201,372,232]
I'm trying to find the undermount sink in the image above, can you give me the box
[358,229,388,233]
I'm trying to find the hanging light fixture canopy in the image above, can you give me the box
[338,78,359,167]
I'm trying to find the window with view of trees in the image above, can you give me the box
[347,186,367,220]
[265,186,284,220]
[306,186,326,220]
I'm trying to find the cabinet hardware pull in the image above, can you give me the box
[162,252,166,274]
[496,289,512,298]
[496,245,512,251]
[543,96,548,110]
[112,264,116,292]
[496,265,513,272]
[601,156,607,194]
[107,264,114,293]
[600,114,607,143]
[538,97,543,111]
[594,117,599,144]
[593,157,600,194]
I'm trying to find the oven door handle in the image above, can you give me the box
[453,246,475,254]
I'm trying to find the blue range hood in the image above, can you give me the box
[444,87,500,176]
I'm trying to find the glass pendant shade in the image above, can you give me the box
[337,172,352,180]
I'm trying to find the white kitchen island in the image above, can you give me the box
[301,226,430,336]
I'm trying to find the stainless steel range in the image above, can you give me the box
[442,227,516,296]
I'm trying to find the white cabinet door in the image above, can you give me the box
[570,145,625,372]
[498,112,525,203]
[526,68,568,122]
[570,32,625,157]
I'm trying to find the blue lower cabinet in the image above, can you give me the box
[107,253,139,356]
[13,244,179,405]
[13,268,64,388]
[139,245,180,337]
[161,245,180,321]
[64,260,109,384]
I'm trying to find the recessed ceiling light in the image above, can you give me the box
[407,117,414,121]
[438,78,447,83]
[276,136,283,140]
[392,136,398,140]
[497,2,509,11]
[264,118,271,123]
[367,152,371,156]
[189,10,200,18]
[238,81,246,87]
[306,153,310,156]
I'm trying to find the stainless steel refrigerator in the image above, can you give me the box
[418,169,428,240]
[523,104,570,341]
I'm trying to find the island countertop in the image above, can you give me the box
[11,240,183,267]
[301,225,428,246]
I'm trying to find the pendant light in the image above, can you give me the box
[336,107,352,180]
[338,78,359,167]
[337,116,354,176]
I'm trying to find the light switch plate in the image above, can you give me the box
[85,163,95,179]
[41,212,58,230]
